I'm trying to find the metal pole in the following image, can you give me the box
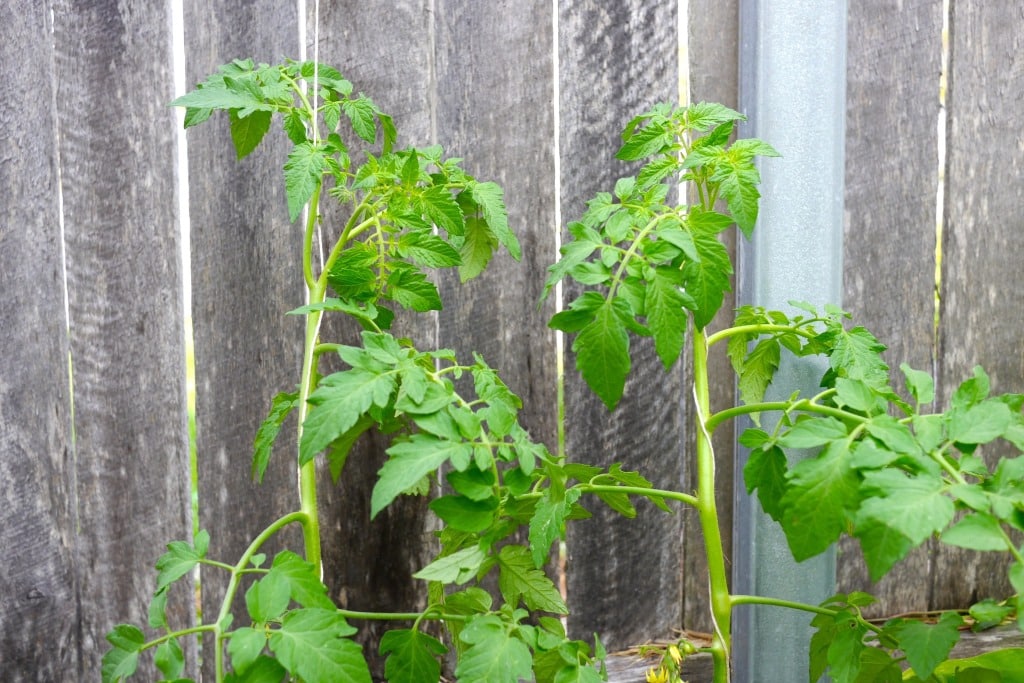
[734,1,846,681]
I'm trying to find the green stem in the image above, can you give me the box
[297,299,325,574]
[730,595,884,636]
[336,608,469,623]
[705,323,820,349]
[692,328,732,683]
[704,399,864,434]
[579,483,699,509]
[214,511,308,681]
[140,624,217,653]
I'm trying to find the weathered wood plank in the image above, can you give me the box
[559,0,684,651]
[52,0,193,678]
[311,3,436,674]
[682,0,740,635]
[182,2,302,676]
[933,2,1024,609]
[0,4,76,681]
[839,0,943,617]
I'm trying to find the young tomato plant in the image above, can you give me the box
[102,58,1024,683]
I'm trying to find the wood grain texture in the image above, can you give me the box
[311,3,436,674]
[52,0,193,678]
[0,4,76,680]
[559,0,684,651]
[182,2,303,675]
[682,0,739,635]
[933,2,1024,610]
[839,0,942,617]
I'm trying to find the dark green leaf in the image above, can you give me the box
[682,230,732,329]
[900,363,935,405]
[380,629,447,683]
[342,96,376,143]
[300,368,396,465]
[154,639,185,679]
[888,612,963,680]
[419,185,465,235]
[854,517,915,581]
[246,571,290,623]
[743,446,788,522]
[458,215,499,282]
[471,181,520,259]
[497,545,568,614]
[413,545,487,584]
[780,441,861,560]
[737,338,781,408]
[228,627,268,674]
[387,266,442,312]
[155,531,208,592]
[616,121,673,161]
[372,435,466,517]
[941,513,1008,551]
[456,615,534,683]
[269,609,369,683]
[101,625,145,683]
[645,266,690,369]
[269,551,335,610]
[429,495,498,533]
[948,401,1013,444]
[857,469,953,546]
[229,110,273,159]
[779,416,849,449]
[572,300,630,410]
[225,655,286,683]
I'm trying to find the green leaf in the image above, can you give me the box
[779,416,849,449]
[529,489,580,566]
[497,545,568,614]
[429,495,498,533]
[780,441,861,560]
[948,401,1013,444]
[743,445,788,522]
[969,599,1014,631]
[228,627,268,674]
[822,325,890,388]
[269,550,336,609]
[246,570,291,623]
[101,625,144,683]
[471,181,520,260]
[736,338,781,408]
[572,299,631,410]
[645,266,690,369]
[456,615,534,683]
[284,142,328,222]
[857,470,953,546]
[300,368,396,465]
[903,648,1024,682]
[616,121,672,161]
[941,513,1008,551]
[888,611,963,680]
[252,390,299,483]
[413,545,487,584]
[154,638,185,679]
[342,96,376,142]
[268,609,368,683]
[326,415,374,483]
[387,265,442,312]
[855,517,915,581]
[397,232,462,269]
[155,531,208,592]
[372,435,465,517]
[379,629,447,683]
[229,110,273,159]
[225,655,287,683]
[682,230,732,329]
[457,215,499,282]
[681,101,745,131]
[900,363,935,405]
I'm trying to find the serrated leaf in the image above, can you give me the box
[342,96,376,143]
[857,469,954,546]
[458,215,499,282]
[645,266,690,369]
[380,629,447,683]
[822,325,890,388]
[940,513,1008,551]
[616,121,672,161]
[714,162,763,238]
[889,612,962,680]
[387,265,442,312]
[737,338,781,407]
[572,300,630,410]
[780,441,861,560]
[227,108,274,160]
[225,655,287,683]
[528,489,580,567]
[744,446,788,522]
[948,401,1013,444]
[429,495,498,533]
[900,363,935,405]
[471,181,520,260]
[682,230,732,329]
[854,517,915,581]
[246,570,291,623]
[497,545,568,614]
[269,551,336,609]
[456,615,534,683]
[681,101,745,131]
[419,185,465,235]
[372,435,466,517]
[269,609,369,683]
[252,390,298,483]
[300,368,396,465]
[284,142,327,222]
[904,648,1024,682]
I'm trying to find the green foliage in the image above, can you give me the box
[107,59,1024,683]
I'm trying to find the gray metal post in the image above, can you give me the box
[733,1,846,681]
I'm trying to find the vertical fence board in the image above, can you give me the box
[933,3,1024,609]
[683,0,739,635]
[182,2,302,674]
[0,4,76,681]
[312,3,436,672]
[559,0,684,650]
[52,0,193,678]
[839,0,942,616]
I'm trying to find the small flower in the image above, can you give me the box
[646,665,670,683]
[668,644,683,665]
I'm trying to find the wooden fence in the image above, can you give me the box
[2,1,1022,680]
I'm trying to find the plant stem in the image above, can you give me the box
[579,483,699,508]
[692,328,732,683]
[297,294,325,575]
